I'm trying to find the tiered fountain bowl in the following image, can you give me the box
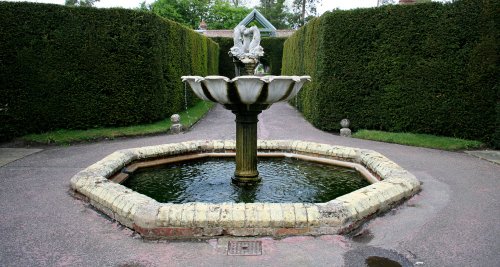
[181,75,311,106]
[182,75,311,186]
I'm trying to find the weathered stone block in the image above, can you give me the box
[133,202,160,229]
[256,203,272,228]
[281,204,296,227]
[293,203,308,227]
[157,204,173,227]
[167,205,184,227]
[337,191,378,219]
[180,203,196,227]
[304,204,321,227]
[223,140,236,150]
[269,203,284,227]
[193,203,209,227]
[206,205,221,227]
[317,201,352,226]
[213,140,225,150]
[218,203,233,228]
[244,203,259,228]
[232,203,246,228]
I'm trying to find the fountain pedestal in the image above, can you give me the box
[182,25,310,187]
[182,75,310,186]
[233,110,260,185]
[231,59,264,186]
[226,104,269,186]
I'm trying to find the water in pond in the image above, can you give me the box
[122,157,370,203]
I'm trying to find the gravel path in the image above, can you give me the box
[0,103,498,267]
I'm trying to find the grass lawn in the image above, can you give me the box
[22,101,215,145]
[352,130,484,151]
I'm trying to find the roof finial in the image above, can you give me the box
[199,19,207,31]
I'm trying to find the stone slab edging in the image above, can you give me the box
[70,140,421,239]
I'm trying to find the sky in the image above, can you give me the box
[318,0,378,12]
[0,0,381,14]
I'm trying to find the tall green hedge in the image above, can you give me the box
[0,2,218,141]
[282,17,322,124]
[211,37,286,78]
[283,0,499,146]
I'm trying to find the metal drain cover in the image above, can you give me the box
[227,241,262,256]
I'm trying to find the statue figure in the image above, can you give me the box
[229,25,264,61]
[230,25,246,57]
[247,26,264,57]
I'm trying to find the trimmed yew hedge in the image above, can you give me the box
[0,2,218,141]
[283,0,499,147]
[211,37,286,78]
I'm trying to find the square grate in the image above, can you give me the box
[227,241,262,256]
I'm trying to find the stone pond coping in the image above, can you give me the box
[70,140,421,239]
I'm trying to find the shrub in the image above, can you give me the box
[0,2,218,141]
[283,0,499,147]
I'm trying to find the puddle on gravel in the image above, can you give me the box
[344,246,413,267]
[365,256,402,267]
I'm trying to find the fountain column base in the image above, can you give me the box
[227,104,269,186]
[243,62,257,76]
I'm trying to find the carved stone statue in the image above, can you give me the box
[229,25,264,61]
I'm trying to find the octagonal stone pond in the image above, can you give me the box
[70,140,420,239]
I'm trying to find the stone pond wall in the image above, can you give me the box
[70,140,421,239]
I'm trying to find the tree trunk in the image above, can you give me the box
[301,0,306,26]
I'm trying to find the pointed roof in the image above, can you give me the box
[238,9,277,37]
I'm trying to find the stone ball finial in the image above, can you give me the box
[340,119,350,128]
[340,119,351,137]
[170,114,183,134]
[171,114,180,123]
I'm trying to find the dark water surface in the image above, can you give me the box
[123,157,370,203]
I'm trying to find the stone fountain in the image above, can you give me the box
[70,25,421,240]
[182,25,310,186]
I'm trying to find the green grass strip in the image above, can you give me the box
[353,130,484,151]
[22,101,215,145]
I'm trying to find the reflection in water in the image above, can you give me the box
[123,157,370,203]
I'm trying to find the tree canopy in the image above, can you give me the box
[258,0,291,29]
[205,1,252,29]
[291,0,318,27]
[142,0,322,30]
[143,0,251,30]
